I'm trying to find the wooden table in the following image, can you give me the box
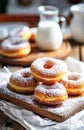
[0,14,84,130]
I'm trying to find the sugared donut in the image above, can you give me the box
[61,72,84,95]
[30,57,68,84]
[0,36,31,58]
[10,25,31,40]
[34,83,68,105]
[9,68,38,94]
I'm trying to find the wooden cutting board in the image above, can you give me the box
[0,82,84,122]
[0,41,71,66]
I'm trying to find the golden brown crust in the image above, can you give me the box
[9,68,38,94]
[0,36,31,58]
[30,57,68,84]
[30,68,63,84]
[61,72,84,95]
[30,65,64,78]
[20,32,31,40]
[10,26,32,40]
[29,33,36,42]
[29,27,37,42]
[8,82,36,94]
[61,82,84,95]
[34,83,68,105]
[34,91,67,105]
[0,45,31,58]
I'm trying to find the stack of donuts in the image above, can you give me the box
[9,57,84,106]
[30,57,68,105]
[0,26,37,58]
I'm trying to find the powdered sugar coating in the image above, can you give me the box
[10,68,37,87]
[1,36,30,51]
[35,83,67,96]
[31,57,68,76]
[62,72,84,87]
[10,25,31,36]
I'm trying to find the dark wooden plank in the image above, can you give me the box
[0,83,84,123]
[0,14,39,27]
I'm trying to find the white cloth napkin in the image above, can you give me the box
[0,57,84,130]
[65,57,84,73]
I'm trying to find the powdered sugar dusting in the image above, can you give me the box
[10,68,37,86]
[1,36,30,51]
[31,57,68,76]
[0,67,84,122]
[35,83,67,96]
[47,97,84,116]
[10,25,31,36]
[62,72,84,87]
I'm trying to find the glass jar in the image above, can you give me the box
[36,5,63,51]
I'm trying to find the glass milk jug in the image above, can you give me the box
[36,6,63,51]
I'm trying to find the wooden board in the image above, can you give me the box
[0,82,84,122]
[0,41,71,66]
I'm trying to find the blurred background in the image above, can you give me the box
[0,0,84,40]
[0,0,84,16]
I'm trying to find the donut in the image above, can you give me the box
[30,57,68,84]
[0,36,31,58]
[34,83,68,105]
[30,27,37,42]
[61,72,84,95]
[10,25,31,40]
[9,68,38,94]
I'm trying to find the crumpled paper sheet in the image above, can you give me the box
[65,57,84,73]
[0,57,84,130]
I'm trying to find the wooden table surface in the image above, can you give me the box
[0,14,84,130]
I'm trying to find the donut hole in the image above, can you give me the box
[12,41,21,45]
[68,76,79,81]
[17,28,22,33]
[21,72,30,78]
[45,85,53,89]
[43,61,54,69]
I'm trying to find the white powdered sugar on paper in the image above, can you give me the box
[47,97,84,116]
[0,67,12,84]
